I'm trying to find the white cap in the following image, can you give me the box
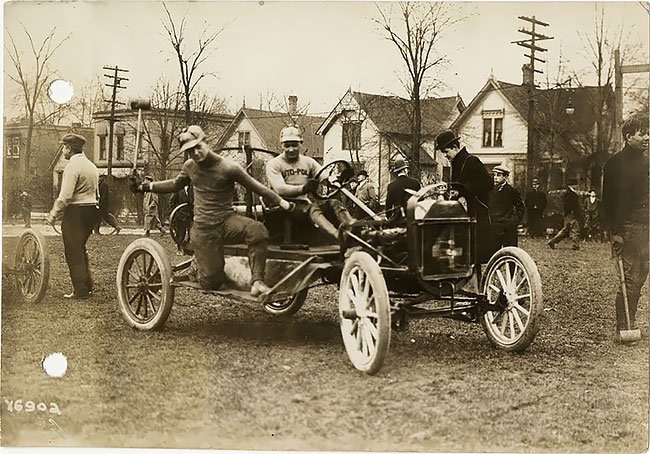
[280,126,303,143]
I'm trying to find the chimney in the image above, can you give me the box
[522,64,534,86]
[288,95,298,115]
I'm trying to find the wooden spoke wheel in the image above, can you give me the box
[13,229,50,304]
[338,251,391,375]
[480,247,543,351]
[116,239,174,330]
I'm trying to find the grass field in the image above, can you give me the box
[1,232,647,452]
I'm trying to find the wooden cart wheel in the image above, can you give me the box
[480,247,543,351]
[14,228,50,304]
[169,203,193,254]
[263,288,308,316]
[116,238,174,330]
[338,251,391,375]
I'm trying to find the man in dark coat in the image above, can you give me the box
[525,177,547,237]
[547,176,581,250]
[602,113,649,344]
[436,130,494,262]
[95,175,121,234]
[488,165,525,248]
[385,158,421,221]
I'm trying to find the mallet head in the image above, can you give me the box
[129,99,151,110]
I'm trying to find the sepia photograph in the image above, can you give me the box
[2,1,648,452]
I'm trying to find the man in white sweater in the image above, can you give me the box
[46,133,99,299]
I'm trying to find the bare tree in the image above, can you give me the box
[161,3,228,124]
[4,24,69,172]
[69,76,105,127]
[573,4,642,191]
[374,2,462,178]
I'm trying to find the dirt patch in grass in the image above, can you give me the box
[2,233,647,452]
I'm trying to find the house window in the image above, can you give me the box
[116,135,124,161]
[342,122,361,150]
[5,136,20,159]
[238,131,250,148]
[482,110,504,148]
[99,136,106,160]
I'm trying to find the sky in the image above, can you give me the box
[3,1,649,120]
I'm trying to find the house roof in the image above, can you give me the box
[215,107,326,158]
[451,77,614,165]
[317,90,464,137]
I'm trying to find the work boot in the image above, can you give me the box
[251,280,271,297]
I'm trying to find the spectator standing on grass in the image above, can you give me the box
[385,158,421,221]
[582,189,602,242]
[19,190,32,228]
[353,170,378,218]
[524,177,547,237]
[95,175,121,234]
[602,113,649,345]
[547,176,581,251]
[45,133,99,300]
[143,175,166,236]
[487,165,525,248]
[131,125,293,296]
[435,130,494,262]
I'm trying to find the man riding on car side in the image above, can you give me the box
[130,125,292,297]
[265,125,355,240]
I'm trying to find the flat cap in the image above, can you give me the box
[493,164,510,176]
[179,125,206,152]
[61,133,86,148]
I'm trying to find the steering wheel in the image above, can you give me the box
[410,182,449,203]
[312,160,355,201]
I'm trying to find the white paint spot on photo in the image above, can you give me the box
[42,352,68,378]
[47,79,74,104]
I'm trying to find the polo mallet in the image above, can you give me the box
[129,99,151,171]
[616,257,642,343]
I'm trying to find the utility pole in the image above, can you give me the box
[103,65,128,187]
[513,16,552,187]
[613,49,650,151]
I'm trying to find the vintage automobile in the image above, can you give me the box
[4,228,50,304]
[116,159,542,375]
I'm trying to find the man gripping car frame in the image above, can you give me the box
[130,125,293,297]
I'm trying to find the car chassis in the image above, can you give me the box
[116,160,543,375]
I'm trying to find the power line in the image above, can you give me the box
[103,65,129,185]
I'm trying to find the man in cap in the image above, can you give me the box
[45,133,99,299]
[385,157,421,220]
[547,175,582,250]
[142,175,166,236]
[524,177,547,238]
[487,164,525,248]
[266,125,355,240]
[130,125,292,297]
[353,169,378,218]
[435,130,493,262]
[602,112,649,344]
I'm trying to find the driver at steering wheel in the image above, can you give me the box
[266,126,355,240]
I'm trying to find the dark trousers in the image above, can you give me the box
[190,213,269,290]
[493,223,518,249]
[549,213,580,248]
[615,222,649,330]
[527,210,544,237]
[22,208,31,228]
[62,205,99,296]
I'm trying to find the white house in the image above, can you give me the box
[317,89,465,203]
